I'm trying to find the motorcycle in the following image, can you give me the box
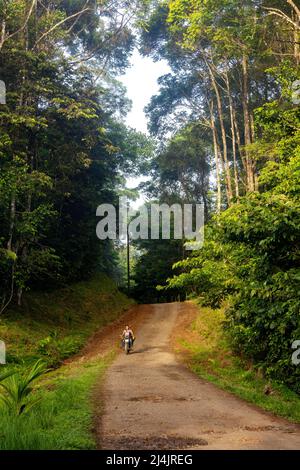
[123,336,133,354]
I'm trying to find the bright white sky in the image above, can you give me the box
[119,49,170,135]
[118,50,170,206]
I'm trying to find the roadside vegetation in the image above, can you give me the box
[175,302,300,424]
[0,274,132,449]
[0,0,299,449]
[0,274,133,368]
[137,1,300,395]
[0,355,113,450]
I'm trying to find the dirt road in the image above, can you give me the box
[100,303,300,450]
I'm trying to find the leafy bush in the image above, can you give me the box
[38,334,82,366]
[0,360,48,415]
[0,369,14,383]
[0,359,108,450]
[165,79,300,392]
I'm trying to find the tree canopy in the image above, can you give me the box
[1,0,300,393]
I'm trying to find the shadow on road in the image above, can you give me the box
[130,346,158,354]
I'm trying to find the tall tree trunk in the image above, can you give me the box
[7,192,16,251]
[294,13,300,65]
[0,19,6,50]
[225,70,239,200]
[16,8,31,307]
[207,63,233,204]
[241,54,255,192]
[233,112,243,163]
[209,100,221,214]
[233,113,247,191]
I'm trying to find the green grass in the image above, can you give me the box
[0,354,114,449]
[0,274,133,449]
[0,274,134,367]
[177,301,300,423]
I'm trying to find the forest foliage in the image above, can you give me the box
[0,0,152,311]
[134,0,300,391]
[0,0,300,392]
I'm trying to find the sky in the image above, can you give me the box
[118,50,170,207]
[119,49,170,135]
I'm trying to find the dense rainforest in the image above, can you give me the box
[0,0,300,396]
[133,0,300,392]
[0,0,152,311]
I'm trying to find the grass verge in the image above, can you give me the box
[0,274,133,449]
[0,353,114,450]
[0,274,133,367]
[176,301,300,424]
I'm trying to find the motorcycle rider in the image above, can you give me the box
[121,325,135,349]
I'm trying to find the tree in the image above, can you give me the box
[163,65,300,391]
[140,0,296,206]
[0,0,151,310]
